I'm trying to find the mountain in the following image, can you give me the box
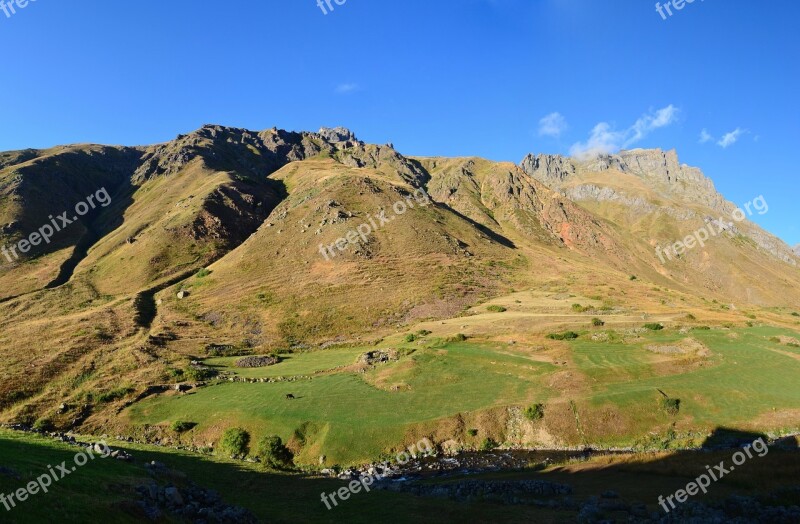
[0,124,798,435]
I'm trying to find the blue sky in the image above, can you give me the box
[1,0,797,243]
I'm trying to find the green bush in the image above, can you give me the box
[487,305,507,313]
[32,418,54,432]
[524,403,545,421]
[416,330,432,337]
[256,435,293,469]
[792,312,800,317]
[591,318,605,327]
[643,323,664,331]
[467,429,478,437]
[693,326,711,331]
[196,268,211,278]
[219,428,250,458]
[571,304,588,313]
[184,366,217,381]
[546,331,579,341]
[170,420,196,433]
[659,397,680,415]
[448,333,467,342]
[629,275,638,281]
[684,313,697,321]
[403,334,418,343]
[479,438,497,451]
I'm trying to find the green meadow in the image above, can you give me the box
[125,327,800,465]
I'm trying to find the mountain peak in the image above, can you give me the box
[317,126,358,143]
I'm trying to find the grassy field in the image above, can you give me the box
[126,341,554,464]
[122,325,800,466]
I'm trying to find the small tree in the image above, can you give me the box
[256,435,293,469]
[591,318,605,327]
[220,427,250,458]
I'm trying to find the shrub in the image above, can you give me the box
[546,331,579,341]
[403,334,417,343]
[448,333,467,342]
[171,421,196,433]
[643,323,664,331]
[769,336,781,343]
[524,403,545,421]
[467,429,478,437]
[97,387,134,403]
[219,428,250,458]
[184,366,217,381]
[684,313,697,321]
[196,268,211,278]
[591,318,605,327]
[33,418,54,432]
[256,435,293,469]
[480,438,497,451]
[792,312,800,317]
[487,305,507,313]
[659,397,680,415]
[416,330,432,337]
[693,326,711,331]
[788,343,800,348]
[629,275,638,281]
[571,303,588,313]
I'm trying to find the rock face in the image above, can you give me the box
[520,148,728,212]
[317,126,359,143]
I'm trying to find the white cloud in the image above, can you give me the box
[335,83,359,94]
[569,105,678,159]
[538,112,568,138]
[699,128,714,144]
[717,127,746,148]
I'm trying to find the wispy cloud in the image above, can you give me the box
[538,112,568,138]
[335,83,360,94]
[569,105,678,159]
[699,128,714,144]
[717,127,746,148]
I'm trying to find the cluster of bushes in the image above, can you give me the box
[448,333,467,343]
[218,428,294,469]
[546,331,579,340]
[792,312,800,317]
[571,304,589,313]
[643,323,664,331]
[591,318,605,327]
[487,305,507,313]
